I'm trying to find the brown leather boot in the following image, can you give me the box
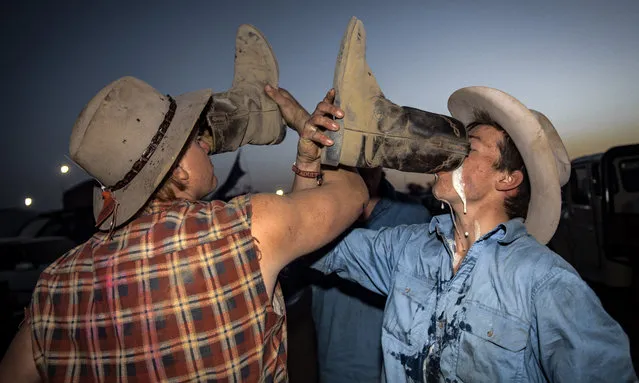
[204,24,286,154]
[323,17,469,173]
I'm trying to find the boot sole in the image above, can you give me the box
[322,17,360,167]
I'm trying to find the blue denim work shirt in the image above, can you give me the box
[313,214,637,382]
[312,186,431,382]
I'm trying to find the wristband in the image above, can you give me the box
[292,163,323,186]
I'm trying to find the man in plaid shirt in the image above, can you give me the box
[0,25,368,382]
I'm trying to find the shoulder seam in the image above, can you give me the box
[530,267,562,302]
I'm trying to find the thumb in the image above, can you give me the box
[265,84,288,106]
[264,84,274,101]
[264,83,279,99]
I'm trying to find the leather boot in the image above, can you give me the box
[323,17,469,173]
[203,24,286,154]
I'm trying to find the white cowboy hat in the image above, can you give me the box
[447,86,570,244]
[69,76,212,230]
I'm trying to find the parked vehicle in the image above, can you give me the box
[550,143,639,290]
[0,208,37,238]
[0,206,96,357]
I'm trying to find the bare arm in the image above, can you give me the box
[0,323,42,383]
[264,86,343,192]
[289,89,342,192]
[252,166,366,296]
[254,87,367,296]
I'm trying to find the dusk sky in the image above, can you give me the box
[2,0,638,211]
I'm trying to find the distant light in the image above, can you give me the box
[24,197,33,207]
[275,189,284,196]
[60,165,70,174]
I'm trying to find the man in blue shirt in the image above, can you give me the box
[305,17,636,381]
[311,168,432,382]
[313,82,637,381]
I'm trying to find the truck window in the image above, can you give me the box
[571,166,590,205]
[619,159,639,193]
[591,163,601,196]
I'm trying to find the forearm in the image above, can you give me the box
[291,156,322,192]
[280,88,343,193]
[310,224,413,296]
[253,165,368,277]
[284,166,368,257]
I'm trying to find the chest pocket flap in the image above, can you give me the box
[383,273,436,347]
[463,303,529,352]
[394,272,436,300]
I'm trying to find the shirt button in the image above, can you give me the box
[487,330,494,337]
[404,288,411,294]
[438,321,444,329]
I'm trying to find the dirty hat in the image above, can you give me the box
[448,87,570,244]
[69,76,212,230]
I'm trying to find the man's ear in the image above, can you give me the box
[495,170,523,193]
[172,164,189,184]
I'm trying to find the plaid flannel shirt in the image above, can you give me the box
[28,195,287,382]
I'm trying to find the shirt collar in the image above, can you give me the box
[143,198,187,215]
[428,214,528,244]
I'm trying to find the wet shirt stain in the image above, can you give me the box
[389,274,474,383]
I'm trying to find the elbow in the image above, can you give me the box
[324,167,369,218]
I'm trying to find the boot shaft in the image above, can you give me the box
[202,24,286,155]
[325,17,470,174]
[333,97,469,173]
[375,101,469,172]
[206,87,286,154]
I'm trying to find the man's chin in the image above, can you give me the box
[432,173,451,198]
[432,188,453,206]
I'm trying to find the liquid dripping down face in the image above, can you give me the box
[433,125,505,210]
[452,164,467,214]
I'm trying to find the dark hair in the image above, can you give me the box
[467,110,531,219]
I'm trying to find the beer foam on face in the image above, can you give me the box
[452,165,467,214]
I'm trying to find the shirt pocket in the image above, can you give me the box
[382,272,436,352]
[456,303,528,382]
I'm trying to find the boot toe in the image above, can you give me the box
[234,24,279,87]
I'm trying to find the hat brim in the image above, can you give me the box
[93,88,212,230]
[447,86,560,244]
[530,110,571,187]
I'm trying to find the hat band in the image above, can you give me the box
[109,95,177,192]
